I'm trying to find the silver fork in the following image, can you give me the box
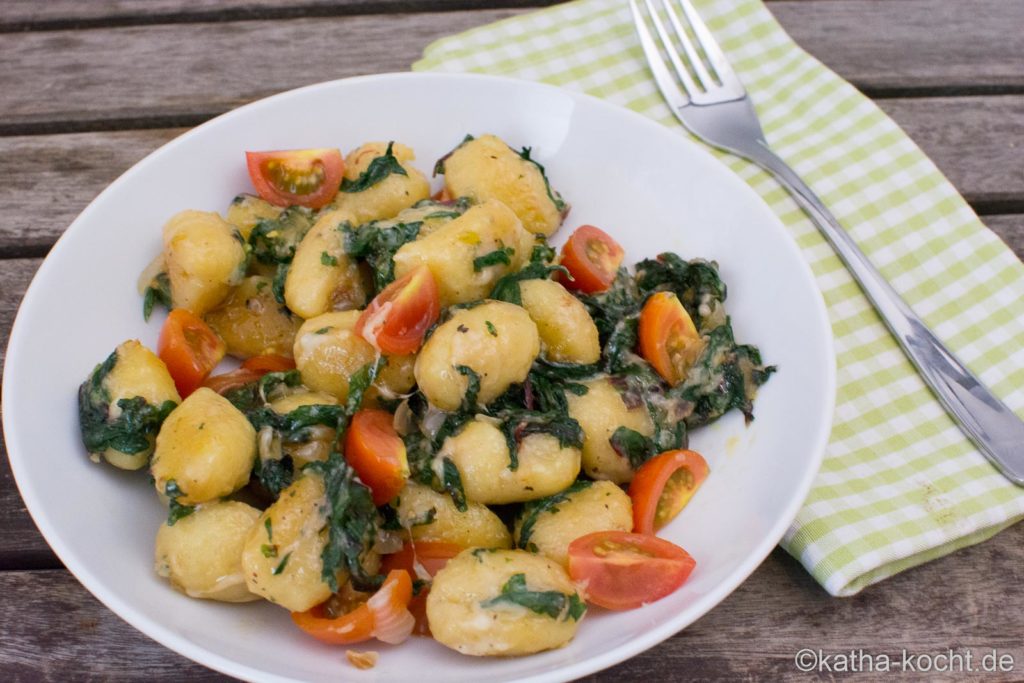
[631,0,1024,484]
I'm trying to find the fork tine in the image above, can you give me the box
[629,0,692,107]
[659,0,715,88]
[674,0,745,93]
[639,0,701,98]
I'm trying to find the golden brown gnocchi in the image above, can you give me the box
[439,419,581,504]
[427,548,584,656]
[154,501,261,602]
[80,340,180,471]
[293,311,414,403]
[513,480,632,566]
[162,210,248,316]
[204,275,302,358]
[519,278,601,364]
[241,473,335,612]
[225,193,283,240]
[324,142,431,227]
[414,301,539,411]
[394,482,511,549]
[151,387,256,505]
[567,377,655,483]
[441,134,566,236]
[392,199,535,307]
[284,212,368,319]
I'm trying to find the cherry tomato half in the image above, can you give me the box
[158,309,226,398]
[381,541,464,636]
[355,265,440,355]
[567,531,696,610]
[203,354,295,395]
[629,450,709,535]
[291,569,414,645]
[245,148,344,209]
[638,291,704,385]
[558,225,625,293]
[344,409,410,506]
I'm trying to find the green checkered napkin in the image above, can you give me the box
[413,0,1024,596]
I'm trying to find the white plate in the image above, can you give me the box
[3,72,834,682]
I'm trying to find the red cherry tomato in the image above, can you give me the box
[567,531,696,610]
[245,148,344,209]
[158,309,226,398]
[558,225,625,293]
[344,409,409,506]
[203,354,295,395]
[629,450,709,535]
[381,541,464,636]
[291,570,414,645]
[355,265,440,355]
[638,291,704,385]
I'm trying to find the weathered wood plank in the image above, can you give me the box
[0,11,523,132]
[2,2,1023,132]
[877,96,1024,212]
[1,97,1021,252]
[0,0,553,30]
[983,214,1024,257]
[0,130,186,255]
[1,522,1021,680]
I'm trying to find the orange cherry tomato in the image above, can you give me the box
[629,450,709,535]
[344,409,410,506]
[291,569,414,645]
[158,309,226,398]
[240,354,295,374]
[558,225,625,293]
[567,531,696,611]
[638,291,704,385]
[355,265,440,355]
[203,354,295,395]
[381,541,464,636]
[245,148,344,209]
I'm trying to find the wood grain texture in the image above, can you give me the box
[2,1,1023,132]
[877,96,1024,212]
[0,11,523,132]
[0,129,186,255]
[0,97,1021,252]
[0,0,554,30]
[1,523,1021,681]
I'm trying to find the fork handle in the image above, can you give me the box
[748,142,1024,484]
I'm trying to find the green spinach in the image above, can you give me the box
[341,142,408,193]
[481,573,586,621]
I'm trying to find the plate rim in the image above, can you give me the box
[2,70,836,683]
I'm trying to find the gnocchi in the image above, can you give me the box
[394,482,512,549]
[514,480,633,566]
[151,387,256,505]
[162,210,247,316]
[427,548,584,656]
[519,278,601,364]
[392,199,534,306]
[439,419,581,504]
[441,134,566,236]
[241,473,335,612]
[567,377,655,484]
[414,300,539,411]
[155,501,261,602]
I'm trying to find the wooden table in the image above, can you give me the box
[2,1,1022,680]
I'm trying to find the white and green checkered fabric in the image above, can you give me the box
[413,0,1024,596]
